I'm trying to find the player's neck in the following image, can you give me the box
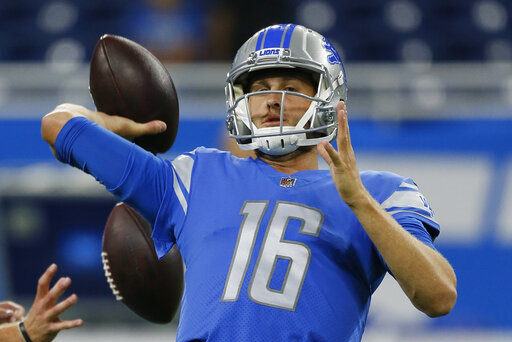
[257,147,318,174]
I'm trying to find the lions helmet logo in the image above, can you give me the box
[322,37,341,65]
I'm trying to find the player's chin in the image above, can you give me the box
[255,145,315,161]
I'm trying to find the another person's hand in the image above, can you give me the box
[0,301,25,323]
[22,264,83,342]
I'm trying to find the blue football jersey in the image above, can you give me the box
[156,148,439,342]
[55,118,440,342]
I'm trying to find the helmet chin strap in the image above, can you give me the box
[252,126,306,155]
[252,97,318,155]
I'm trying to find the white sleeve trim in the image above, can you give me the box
[398,181,418,191]
[172,168,188,214]
[381,189,434,218]
[171,154,194,193]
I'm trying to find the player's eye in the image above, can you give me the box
[250,84,268,92]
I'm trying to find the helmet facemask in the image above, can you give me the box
[225,24,347,156]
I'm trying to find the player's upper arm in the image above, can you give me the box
[151,149,200,258]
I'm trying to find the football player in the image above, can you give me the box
[41,24,456,341]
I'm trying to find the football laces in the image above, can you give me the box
[101,251,124,301]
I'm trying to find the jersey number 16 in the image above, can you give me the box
[221,200,324,311]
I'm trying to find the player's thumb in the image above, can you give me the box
[142,120,167,135]
[124,120,166,140]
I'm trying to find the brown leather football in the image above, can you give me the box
[89,34,179,154]
[101,202,184,323]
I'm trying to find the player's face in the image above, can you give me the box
[247,70,315,129]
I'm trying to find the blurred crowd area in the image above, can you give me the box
[1,0,512,338]
[1,0,512,63]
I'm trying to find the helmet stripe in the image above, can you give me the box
[255,28,265,51]
[255,24,297,52]
[281,24,297,49]
[261,24,288,50]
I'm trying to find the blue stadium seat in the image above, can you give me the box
[0,0,510,61]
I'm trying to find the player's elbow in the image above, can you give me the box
[419,284,457,318]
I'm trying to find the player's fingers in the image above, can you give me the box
[341,103,352,146]
[51,318,84,332]
[337,102,356,160]
[0,309,13,322]
[0,301,25,320]
[35,264,57,301]
[317,142,333,167]
[13,306,25,321]
[52,103,89,116]
[318,141,343,169]
[8,307,25,323]
[0,308,12,318]
[0,301,22,310]
[47,294,78,318]
[337,102,348,149]
[324,141,344,169]
[44,277,71,307]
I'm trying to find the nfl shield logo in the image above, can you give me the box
[280,177,297,188]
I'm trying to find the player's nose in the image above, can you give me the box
[265,92,281,109]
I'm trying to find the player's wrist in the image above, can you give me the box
[18,321,34,342]
[341,187,372,210]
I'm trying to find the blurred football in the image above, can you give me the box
[89,34,179,154]
[101,202,184,323]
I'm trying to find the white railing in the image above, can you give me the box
[0,62,511,119]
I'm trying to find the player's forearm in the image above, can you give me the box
[350,192,457,317]
[45,115,168,227]
[0,323,25,342]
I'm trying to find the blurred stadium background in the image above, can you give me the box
[1,0,512,341]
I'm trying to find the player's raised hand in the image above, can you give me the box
[42,103,167,157]
[23,264,83,342]
[0,301,25,323]
[317,101,368,208]
[48,103,166,139]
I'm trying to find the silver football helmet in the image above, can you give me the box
[225,24,347,155]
